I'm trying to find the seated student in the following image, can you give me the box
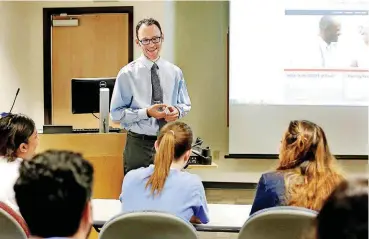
[250,120,344,215]
[14,150,94,239]
[120,121,209,224]
[0,113,39,210]
[315,178,368,239]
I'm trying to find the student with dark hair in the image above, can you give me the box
[14,150,94,239]
[110,17,191,175]
[0,113,38,209]
[120,121,209,224]
[315,178,368,239]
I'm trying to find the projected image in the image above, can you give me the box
[228,1,368,157]
[282,10,369,106]
[284,10,369,69]
[229,3,368,107]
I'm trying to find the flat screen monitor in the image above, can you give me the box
[71,77,116,114]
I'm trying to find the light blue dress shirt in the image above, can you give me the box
[120,165,210,224]
[110,55,191,136]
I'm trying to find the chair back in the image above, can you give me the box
[238,206,317,239]
[99,211,198,239]
[0,202,29,239]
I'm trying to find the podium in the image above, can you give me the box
[37,133,126,199]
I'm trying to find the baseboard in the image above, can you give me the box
[225,154,368,160]
[203,181,257,190]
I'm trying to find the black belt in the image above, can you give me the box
[128,131,157,141]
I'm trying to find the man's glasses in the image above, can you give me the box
[138,36,162,45]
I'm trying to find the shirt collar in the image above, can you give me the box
[318,36,329,49]
[318,36,337,50]
[139,54,163,69]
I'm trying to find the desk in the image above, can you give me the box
[37,133,126,199]
[187,162,218,169]
[92,199,252,233]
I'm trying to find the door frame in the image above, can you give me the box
[43,6,134,125]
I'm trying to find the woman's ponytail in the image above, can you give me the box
[146,131,175,196]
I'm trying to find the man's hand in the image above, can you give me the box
[147,104,167,119]
[164,106,179,122]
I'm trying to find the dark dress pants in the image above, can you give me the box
[123,131,156,175]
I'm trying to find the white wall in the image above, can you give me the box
[0,0,174,129]
[174,1,229,153]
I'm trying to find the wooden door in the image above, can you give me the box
[51,13,129,128]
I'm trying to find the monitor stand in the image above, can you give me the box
[99,88,110,133]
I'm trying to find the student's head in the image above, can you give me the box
[14,150,94,239]
[146,121,193,196]
[319,16,341,44]
[135,18,163,61]
[0,114,38,161]
[316,178,368,239]
[278,120,334,170]
[277,120,343,210]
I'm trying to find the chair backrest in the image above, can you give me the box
[0,202,28,239]
[238,206,318,239]
[98,211,198,239]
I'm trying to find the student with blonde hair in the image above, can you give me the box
[250,120,344,215]
[120,121,209,224]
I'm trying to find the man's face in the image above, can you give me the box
[325,22,341,43]
[136,24,163,61]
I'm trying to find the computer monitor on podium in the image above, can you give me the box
[71,77,115,114]
[71,77,116,133]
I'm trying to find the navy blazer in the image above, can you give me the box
[250,172,286,215]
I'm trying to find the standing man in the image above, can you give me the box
[110,18,191,175]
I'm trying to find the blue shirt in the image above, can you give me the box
[250,172,286,215]
[110,55,191,136]
[120,165,209,224]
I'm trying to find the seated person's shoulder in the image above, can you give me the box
[179,171,202,183]
[124,166,152,182]
[177,172,204,192]
[261,171,285,182]
[258,171,286,192]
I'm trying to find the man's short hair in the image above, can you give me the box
[14,150,94,238]
[136,18,162,38]
[319,15,337,30]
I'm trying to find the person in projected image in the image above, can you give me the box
[249,120,345,215]
[315,16,356,68]
[288,16,356,68]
